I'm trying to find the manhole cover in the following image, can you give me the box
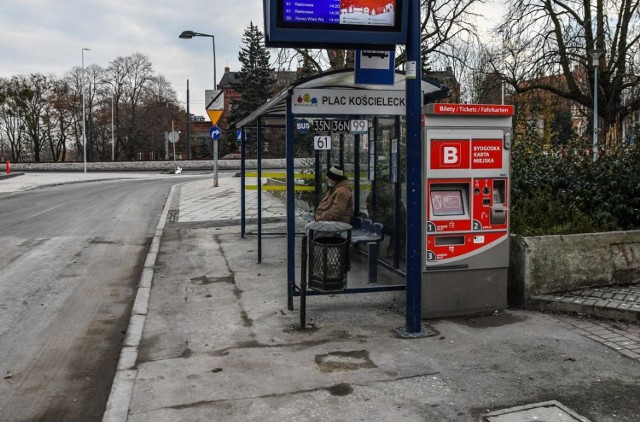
[482,400,591,422]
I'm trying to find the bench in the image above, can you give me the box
[342,217,384,283]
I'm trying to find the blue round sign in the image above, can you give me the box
[295,119,310,134]
[210,126,222,140]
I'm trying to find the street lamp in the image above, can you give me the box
[588,48,603,161]
[179,30,220,187]
[179,31,216,90]
[81,47,90,172]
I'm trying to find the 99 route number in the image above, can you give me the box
[350,119,368,134]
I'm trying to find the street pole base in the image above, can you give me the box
[393,324,439,339]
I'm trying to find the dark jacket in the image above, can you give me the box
[315,179,353,224]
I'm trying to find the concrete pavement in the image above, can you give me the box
[3,172,639,420]
[100,175,639,422]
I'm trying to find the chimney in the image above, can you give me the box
[224,66,230,73]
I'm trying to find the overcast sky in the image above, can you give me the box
[0,0,504,117]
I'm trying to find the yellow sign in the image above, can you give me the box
[207,110,223,125]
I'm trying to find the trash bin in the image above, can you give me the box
[305,221,352,293]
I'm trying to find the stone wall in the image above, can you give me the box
[9,159,308,172]
[509,231,640,306]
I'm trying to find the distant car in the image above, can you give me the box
[221,153,241,159]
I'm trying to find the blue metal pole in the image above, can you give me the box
[257,120,263,263]
[241,128,246,237]
[400,0,424,335]
[286,99,295,310]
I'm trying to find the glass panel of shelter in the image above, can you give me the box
[314,116,407,273]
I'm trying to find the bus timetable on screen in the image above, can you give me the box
[283,0,397,27]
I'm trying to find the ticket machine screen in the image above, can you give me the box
[430,190,465,216]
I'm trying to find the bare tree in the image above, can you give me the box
[271,0,483,80]
[496,0,640,145]
[396,0,482,68]
[42,76,75,161]
[0,77,27,161]
[108,53,154,159]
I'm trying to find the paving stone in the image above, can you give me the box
[602,293,614,299]
[599,333,619,339]
[607,336,629,342]
[619,350,640,360]
[602,342,624,351]
[614,293,627,300]
[594,299,610,308]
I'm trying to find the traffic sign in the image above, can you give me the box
[236,130,242,142]
[205,90,224,110]
[165,131,179,144]
[205,90,224,125]
[210,126,222,140]
[206,110,224,125]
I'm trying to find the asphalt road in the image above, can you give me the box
[0,177,188,421]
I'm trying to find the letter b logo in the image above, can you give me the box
[443,146,458,164]
[440,144,461,167]
[431,141,468,170]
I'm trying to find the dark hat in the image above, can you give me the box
[326,166,348,182]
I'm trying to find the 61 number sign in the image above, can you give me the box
[314,135,332,150]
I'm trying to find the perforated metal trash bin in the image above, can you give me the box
[305,221,352,293]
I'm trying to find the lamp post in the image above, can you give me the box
[81,48,90,172]
[179,30,219,187]
[589,48,603,161]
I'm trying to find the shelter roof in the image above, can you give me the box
[236,69,449,128]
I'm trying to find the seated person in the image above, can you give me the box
[315,166,353,224]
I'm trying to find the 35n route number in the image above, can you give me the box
[314,136,332,150]
[313,119,350,133]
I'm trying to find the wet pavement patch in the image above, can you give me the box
[451,312,528,329]
[481,400,591,421]
[315,350,377,373]
[190,275,234,284]
[326,383,353,396]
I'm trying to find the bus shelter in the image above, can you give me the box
[235,69,448,310]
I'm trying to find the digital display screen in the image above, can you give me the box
[281,0,398,29]
[265,0,407,49]
[431,190,465,216]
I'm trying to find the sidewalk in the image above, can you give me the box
[104,176,640,422]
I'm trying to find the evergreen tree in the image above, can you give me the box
[228,22,275,128]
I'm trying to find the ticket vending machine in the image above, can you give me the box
[421,104,514,318]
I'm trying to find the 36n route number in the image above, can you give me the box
[314,136,332,150]
[313,119,350,133]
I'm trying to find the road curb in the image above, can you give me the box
[102,183,178,422]
[528,292,640,323]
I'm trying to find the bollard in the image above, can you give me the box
[5,161,10,175]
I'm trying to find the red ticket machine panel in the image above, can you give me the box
[471,178,508,231]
